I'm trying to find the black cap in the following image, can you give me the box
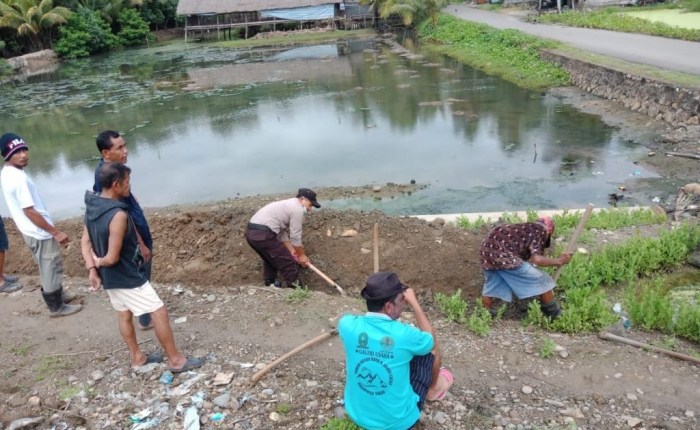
[361,272,408,301]
[297,188,320,208]
[0,133,28,161]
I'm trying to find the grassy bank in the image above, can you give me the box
[445,209,700,342]
[215,29,375,49]
[533,8,700,42]
[417,14,569,90]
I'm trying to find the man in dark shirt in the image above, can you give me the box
[479,216,571,319]
[81,163,204,372]
[93,130,154,330]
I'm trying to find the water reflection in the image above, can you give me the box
[0,37,654,219]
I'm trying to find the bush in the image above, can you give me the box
[682,0,700,12]
[55,8,119,58]
[117,8,153,47]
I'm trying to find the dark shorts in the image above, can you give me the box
[0,217,8,251]
[410,352,435,411]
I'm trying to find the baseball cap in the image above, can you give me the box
[0,133,29,161]
[297,188,320,208]
[361,272,408,301]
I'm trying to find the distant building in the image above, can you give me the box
[176,0,375,41]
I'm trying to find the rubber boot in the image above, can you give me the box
[540,300,561,320]
[42,289,82,318]
[62,289,77,303]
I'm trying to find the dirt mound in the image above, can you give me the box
[4,184,484,299]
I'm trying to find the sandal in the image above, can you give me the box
[169,357,205,373]
[132,352,165,369]
[0,281,22,293]
[427,367,454,401]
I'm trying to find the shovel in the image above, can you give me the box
[307,262,346,296]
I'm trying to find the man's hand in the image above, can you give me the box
[53,230,70,246]
[557,252,573,266]
[403,288,419,307]
[297,254,310,267]
[88,270,102,292]
[139,242,152,262]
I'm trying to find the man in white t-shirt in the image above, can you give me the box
[0,133,82,317]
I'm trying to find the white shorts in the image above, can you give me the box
[105,281,164,316]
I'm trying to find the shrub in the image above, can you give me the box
[117,8,153,47]
[683,0,700,12]
[321,417,362,430]
[435,289,468,323]
[55,8,119,58]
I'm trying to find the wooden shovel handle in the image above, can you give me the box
[307,262,346,296]
[552,204,594,282]
[250,330,338,384]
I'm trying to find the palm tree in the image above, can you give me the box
[0,0,72,51]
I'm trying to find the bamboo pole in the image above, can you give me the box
[552,203,594,282]
[373,223,379,273]
[599,332,700,365]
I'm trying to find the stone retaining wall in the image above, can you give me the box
[541,50,700,127]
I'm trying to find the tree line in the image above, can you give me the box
[0,0,180,59]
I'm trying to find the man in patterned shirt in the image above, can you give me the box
[479,216,571,319]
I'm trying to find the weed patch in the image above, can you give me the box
[35,356,72,382]
[539,338,556,358]
[435,291,497,336]
[418,15,569,90]
[321,417,362,430]
[286,286,311,304]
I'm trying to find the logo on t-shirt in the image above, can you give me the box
[355,357,393,396]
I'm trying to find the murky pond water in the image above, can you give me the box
[0,37,655,219]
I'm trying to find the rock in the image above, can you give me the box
[372,185,382,192]
[627,417,642,427]
[269,412,281,422]
[91,370,104,381]
[521,386,533,394]
[305,380,318,387]
[560,408,584,419]
[434,411,447,424]
[7,417,43,430]
[261,388,274,396]
[207,294,216,302]
[626,393,637,401]
[27,396,41,407]
[685,410,695,418]
[213,393,230,408]
[340,229,358,237]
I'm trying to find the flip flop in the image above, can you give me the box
[3,274,19,283]
[0,281,22,293]
[169,357,205,373]
[427,367,454,401]
[132,352,165,369]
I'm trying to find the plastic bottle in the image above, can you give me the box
[612,303,632,330]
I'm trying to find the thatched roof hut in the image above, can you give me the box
[176,0,333,15]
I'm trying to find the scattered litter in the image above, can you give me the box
[576,247,588,254]
[651,197,661,203]
[159,370,174,385]
[592,171,604,175]
[130,408,152,422]
[8,417,44,430]
[190,391,206,409]
[132,418,159,430]
[183,406,200,430]
[239,362,254,368]
[174,316,188,324]
[211,412,225,422]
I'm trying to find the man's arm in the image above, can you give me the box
[80,226,102,291]
[529,252,571,267]
[95,211,127,268]
[403,288,437,349]
[22,206,69,246]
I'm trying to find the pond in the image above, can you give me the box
[0,36,657,219]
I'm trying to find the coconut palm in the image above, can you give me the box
[0,0,72,51]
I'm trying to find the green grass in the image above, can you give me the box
[35,356,72,382]
[418,14,569,90]
[533,8,700,41]
[8,344,31,357]
[275,403,292,414]
[321,417,362,430]
[435,291,498,336]
[285,286,312,304]
[539,338,556,358]
[215,29,375,49]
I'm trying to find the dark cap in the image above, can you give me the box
[0,133,29,161]
[297,188,320,208]
[361,272,408,301]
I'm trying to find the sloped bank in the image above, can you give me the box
[540,50,700,127]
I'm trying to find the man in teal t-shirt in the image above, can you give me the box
[339,272,453,430]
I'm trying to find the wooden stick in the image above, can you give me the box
[307,262,346,296]
[599,332,700,365]
[250,330,338,384]
[552,204,594,282]
[665,151,700,160]
[373,223,379,273]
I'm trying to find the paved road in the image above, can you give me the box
[445,5,700,76]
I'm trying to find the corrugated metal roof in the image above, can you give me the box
[177,0,335,14]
